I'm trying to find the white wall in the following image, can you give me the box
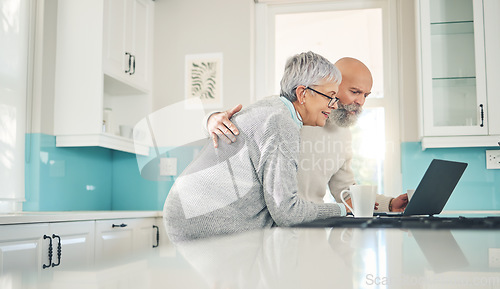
[152,0,255,112]
[152,0,420,140]
[397,0,420,143]
[31,0,58,135]
[32,0,420,140]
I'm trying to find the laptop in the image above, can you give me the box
[376,159,467,216]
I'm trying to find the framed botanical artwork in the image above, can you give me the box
[185,53,223,109]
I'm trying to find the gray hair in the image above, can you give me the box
[280,51,342,102]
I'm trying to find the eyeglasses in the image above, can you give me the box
[306,87,339,108]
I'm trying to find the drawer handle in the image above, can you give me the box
[43,235,53,269]
[52,234,62,267]
[480,104,484,127]
[130,54,136,75]
[125,52,132,73]
[112,223,128,228]
[153,225,159,248]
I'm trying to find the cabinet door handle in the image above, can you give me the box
[480,104,484,127]
[52,234,62,267]
[130,54,136,75]
[153,225,159,248]
[43,235,53,269]
[112,223,128,228]
[125,52,132,73]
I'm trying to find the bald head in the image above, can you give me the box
[335,57,373,90]
[328,57,372,127]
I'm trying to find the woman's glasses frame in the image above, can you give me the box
[306,86,339,108]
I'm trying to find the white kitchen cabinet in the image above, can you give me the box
[417,0,500,148]
[0,217,159,274]
[133,218,157,252]
[48,221,95,270]
[483,0,500,137]
[53,0,154,155]
[0,224,48,274]
[154,217,166,248]
[94,219,134,264]
[94,218,156,264]
[0,221,94,274]
[103,0,154,92]
[103,0,128,83]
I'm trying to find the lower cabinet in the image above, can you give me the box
[0,223,48,274]
[49,221,95,269]
[94,218,156,264]
[0,221,94,274]
[0,217,159,273]
[154,217,165,248]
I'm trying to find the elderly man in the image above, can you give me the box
[207,57,407,212]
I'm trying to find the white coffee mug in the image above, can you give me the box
[407,189,415,201]
[340,185,377,218]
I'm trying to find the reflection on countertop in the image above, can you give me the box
[3,226,499,289]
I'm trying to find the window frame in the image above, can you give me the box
[254,0,402,197]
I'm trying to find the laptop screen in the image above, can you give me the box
[403,159,467,216]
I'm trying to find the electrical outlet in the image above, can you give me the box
[486,150,500,169]
[489,248,500,268]
[160,158,177,176]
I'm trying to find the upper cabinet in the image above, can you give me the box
[53,0,154,155]
[103,0,153,92]
[483,0,500,137]
[417,0,500,149]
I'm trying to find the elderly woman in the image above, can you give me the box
[164,51,347,242]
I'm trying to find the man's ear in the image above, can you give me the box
[295,85,307,104]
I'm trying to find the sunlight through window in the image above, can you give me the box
[274,7,386,194]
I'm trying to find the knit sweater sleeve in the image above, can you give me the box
[257,114,344,226]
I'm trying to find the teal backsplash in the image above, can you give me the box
[24,135,499,211]
[111,144,204,210]
[401,142,500,210]
[110,150,169,211]
[25,134,113,211]
[24,133,203,211]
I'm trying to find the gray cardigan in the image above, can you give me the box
[163,96,344,242]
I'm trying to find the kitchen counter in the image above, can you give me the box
[2,211,500,288]
[4,225,499,289]
[0,210,163,225]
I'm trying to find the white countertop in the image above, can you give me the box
[0,210,163,225]
[8,226,500,289]
[1,211,500,288]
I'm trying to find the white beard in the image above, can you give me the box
[328,102,363,128]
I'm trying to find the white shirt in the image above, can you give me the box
[297,122,393,212]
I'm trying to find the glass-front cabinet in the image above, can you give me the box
[418,0,487,138]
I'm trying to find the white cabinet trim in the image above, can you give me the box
[56,134,150,156]
[421,135,500,149]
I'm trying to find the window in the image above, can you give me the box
[0,0,33,212]
[255,0,401,197]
